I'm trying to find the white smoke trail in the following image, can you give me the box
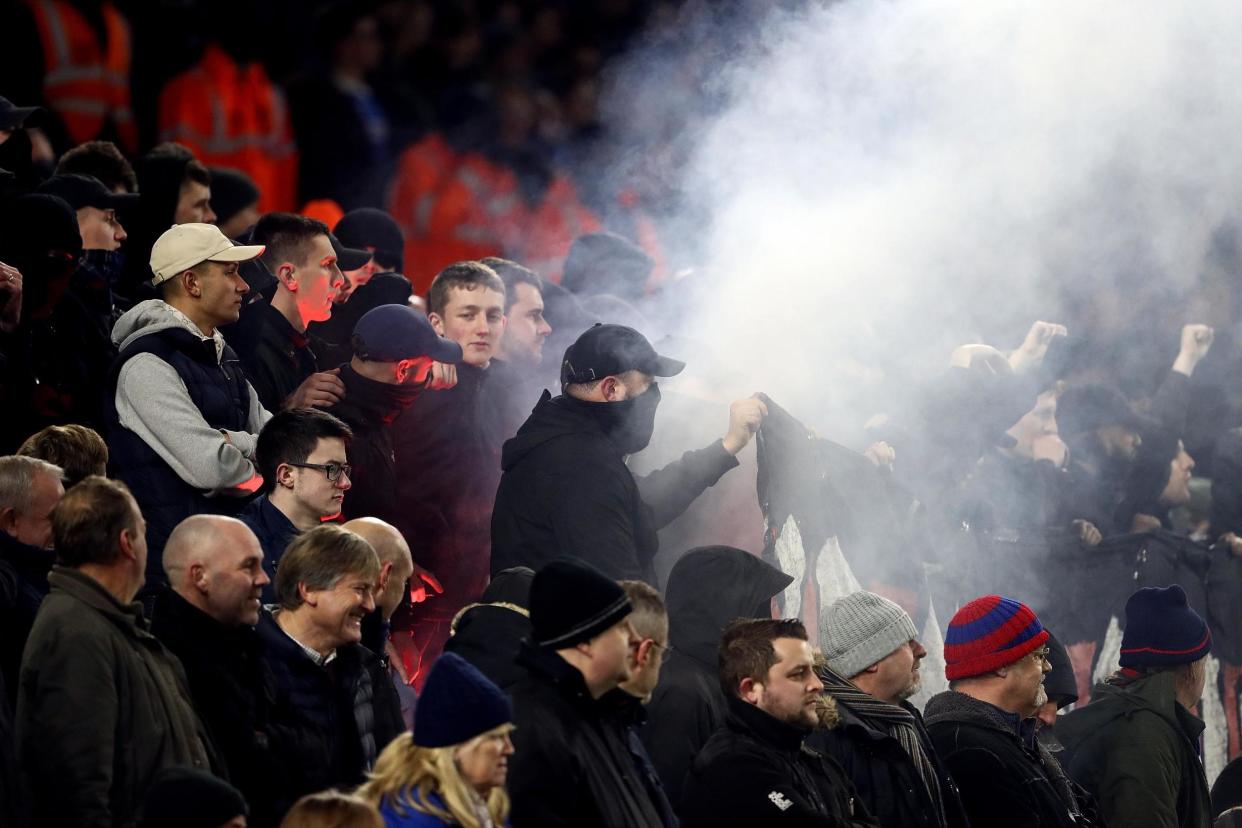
[645,0,1242,431]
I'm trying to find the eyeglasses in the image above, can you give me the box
[286,462,352,482]
[1027,647,1051,665]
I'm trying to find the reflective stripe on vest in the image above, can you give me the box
[28,0,134,146]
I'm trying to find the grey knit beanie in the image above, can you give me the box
[821,591,919,678]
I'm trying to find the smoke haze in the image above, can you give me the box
[616,0,1242,433]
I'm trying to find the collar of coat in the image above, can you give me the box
[48,565,150,635]
[725,692,814,752]
[517,639,606,712]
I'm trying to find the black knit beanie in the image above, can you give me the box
[530,559,631,649]
[140,767,247,828]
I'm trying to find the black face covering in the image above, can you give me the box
[594,381,662,455]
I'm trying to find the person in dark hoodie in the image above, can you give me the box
[120,143,215,303]
[560,231,654,303]
[331,303,463,529]
[641,545,792,809]
[0,193,86,451]
[491,324,767,583]
[443,565,534,692]
[810,591,969,828]
[1058,585,1213,828]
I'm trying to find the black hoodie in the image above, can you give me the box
[491,391,739,582]
[641,546,793,808]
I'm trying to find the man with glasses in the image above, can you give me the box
[923,595,1100,828]
[610,580,678,827]
[257,524,403,813]
[241,408,353,601]
[809,591,969,828]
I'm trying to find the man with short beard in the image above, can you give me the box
[679,618,873,826]
[808,592,969,828]
[923,595,1099,828]
[153,514,324,827]
[257,525,402,813]
[491,323,767,583]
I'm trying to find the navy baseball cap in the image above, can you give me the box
[352,304,463,364]
[37,174,140,211]
[560,323,685,385]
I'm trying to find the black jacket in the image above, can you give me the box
[442,602,532,692]
[507,642,666,828]
[603,688,680,828]
[491,391,738,582]
[807,696,970,828]
[392,362,505,617]
[923,691,1095,828]
[0,532,51,712]
[239,495,300,603]
[642,546,792,807]
[150,589,328,828]
[255,611,404,807]
[329,362,425,528]
[680,695,876,827]
[238,302,318,412]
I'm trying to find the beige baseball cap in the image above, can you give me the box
[149,223,265,285]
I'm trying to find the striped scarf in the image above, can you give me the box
[819,669,947,826]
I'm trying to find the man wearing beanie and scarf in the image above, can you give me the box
[491,323,767,582]
[506,558,666,827]
[809,592,969,828]
[1057,585,1213,828]
[923,595,1100,828]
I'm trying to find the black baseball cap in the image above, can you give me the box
[330,233,373,272]
[560,323,685,385]
[36,174,140,211]
[352,304,463,364]
[335,207,404,271]
[0,96,39,131]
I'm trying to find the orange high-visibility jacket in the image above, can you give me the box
[515,173,601,282]
[157,44,298,212]
[26,0,137,152]
[412,153,522,294]
[388,133,460,294]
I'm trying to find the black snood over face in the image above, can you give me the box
[568,381,662,455]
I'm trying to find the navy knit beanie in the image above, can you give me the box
[413,653,512,748]
[1120,585,1211,669]
[530,559,632,649]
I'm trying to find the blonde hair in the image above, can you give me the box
[357,730,512,827]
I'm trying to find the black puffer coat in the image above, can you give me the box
[680,695,876,827]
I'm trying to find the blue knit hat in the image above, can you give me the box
[1120,585,1211,669]
[413,653,512,747]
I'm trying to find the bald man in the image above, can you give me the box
[342,517,421,726]
[151,515,324,827]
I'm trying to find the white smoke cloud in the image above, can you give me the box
[640,0,1242,429]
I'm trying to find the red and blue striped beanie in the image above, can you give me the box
[944,595,1050,680]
